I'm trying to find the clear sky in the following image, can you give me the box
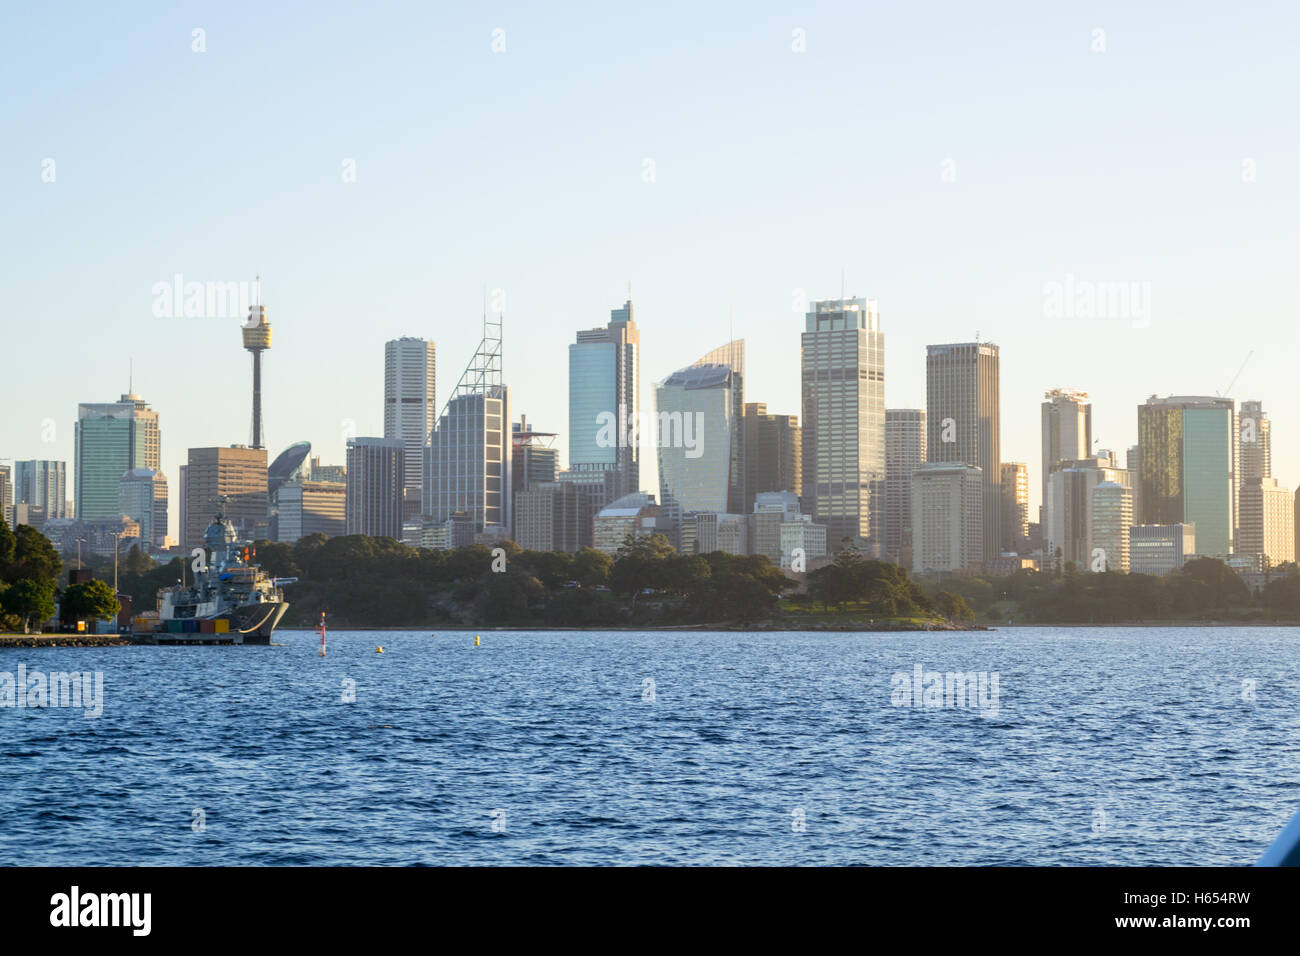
[2,1,1298,534]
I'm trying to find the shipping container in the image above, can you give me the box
[214,619,229,634]
[199,619,215,634]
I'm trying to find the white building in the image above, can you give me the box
[911,463,983,573]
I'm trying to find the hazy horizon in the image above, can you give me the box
[3,1,1297,537]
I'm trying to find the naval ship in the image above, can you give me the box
[131,498,296,645]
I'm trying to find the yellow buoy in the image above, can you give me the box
[474,635,481,646]
[376,646,384,654]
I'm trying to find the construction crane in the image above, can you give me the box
[1218,351,1253,398]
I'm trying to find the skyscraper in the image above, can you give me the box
[801,296,885,555]
[1045,457,1130,567]
[885,409,926,566]
[511,418,560,495]
[384,337,436,519]
[1137,395,1236,555]
[926,342,1000,565]
[118,468,169,549]
[346,437,405,538]
[1000,461,1029,554]
[742,403,801,509]
[656,343,745,538]
[568,300,641,503]
[1041,389,1092,520]
[13,460,68,521]
[423,316,511,533]
[1238,400,1270,480]
[1239,476,1293,566]
[183,446,268,549]
[1090,481,1133,572]
[75,393,160,521]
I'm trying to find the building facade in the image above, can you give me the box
[568,300,641,504]
[384,337,437,519]
[118,468,169,549]
[75,393,160,521]
[999,461,1029,554]
[910,462,983,573]
[182,446,268,549]
[514,481,581,553]
[1040,388,1092,524]
[1130,524,1196,577]
[801,297,885,555]
[1239,476,1294,567]
[1090,481,1133,572]
[1137,395,1236,555]
[346,437,405,538]
[742,402,800,509]
[13,460,68,521]
[927,343,1000,565]
[885,409,926,567]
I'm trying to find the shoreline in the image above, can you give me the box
[0,634,132,647]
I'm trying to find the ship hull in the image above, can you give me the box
[131,602,289,645]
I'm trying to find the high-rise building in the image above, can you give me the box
[927,343,1000,565]
[568,300,640,503]
[655,349,744,543]
[1137,395,1236,555]
[690,340,745,512]
[1041,389,1092,525]
[118,468,168,549]
[242,283,272,450]
[556,468,617,550]
[346,437,404,538]
[1046,457,1130,568]
[801,297,885,555]
[514,481,581,553]
[1090,481,1133,572]
[742,402,800,509]
[183,446,268,549]
[885,409,926,567]
[1239,476,1294,567]
[1000,462,1029,554]
[14,460,68,521]
[1238,400,1270,480]
[423,318,511,533]
[910,462,983,573]
[384,337,436,519]
[1126,445,1142,532]
[0,465,11,527]
[75,393,160,521]
[511,418,560,495]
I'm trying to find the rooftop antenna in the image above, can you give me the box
[128,358,133,394]
[840,268,845,303]
[253,273,261,306]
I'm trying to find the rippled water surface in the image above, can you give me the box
[3,627,1299,865]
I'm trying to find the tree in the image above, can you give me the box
[62,579,122,624]
[0,516,15,573]
[934,591,974,624]
[572,548,612,587]
[6,525,62,585]
[4,578,57,633]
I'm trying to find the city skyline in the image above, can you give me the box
[4,4,1299,539]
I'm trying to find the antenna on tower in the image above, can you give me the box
[254,274,261,306]
[128,358,133,394]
